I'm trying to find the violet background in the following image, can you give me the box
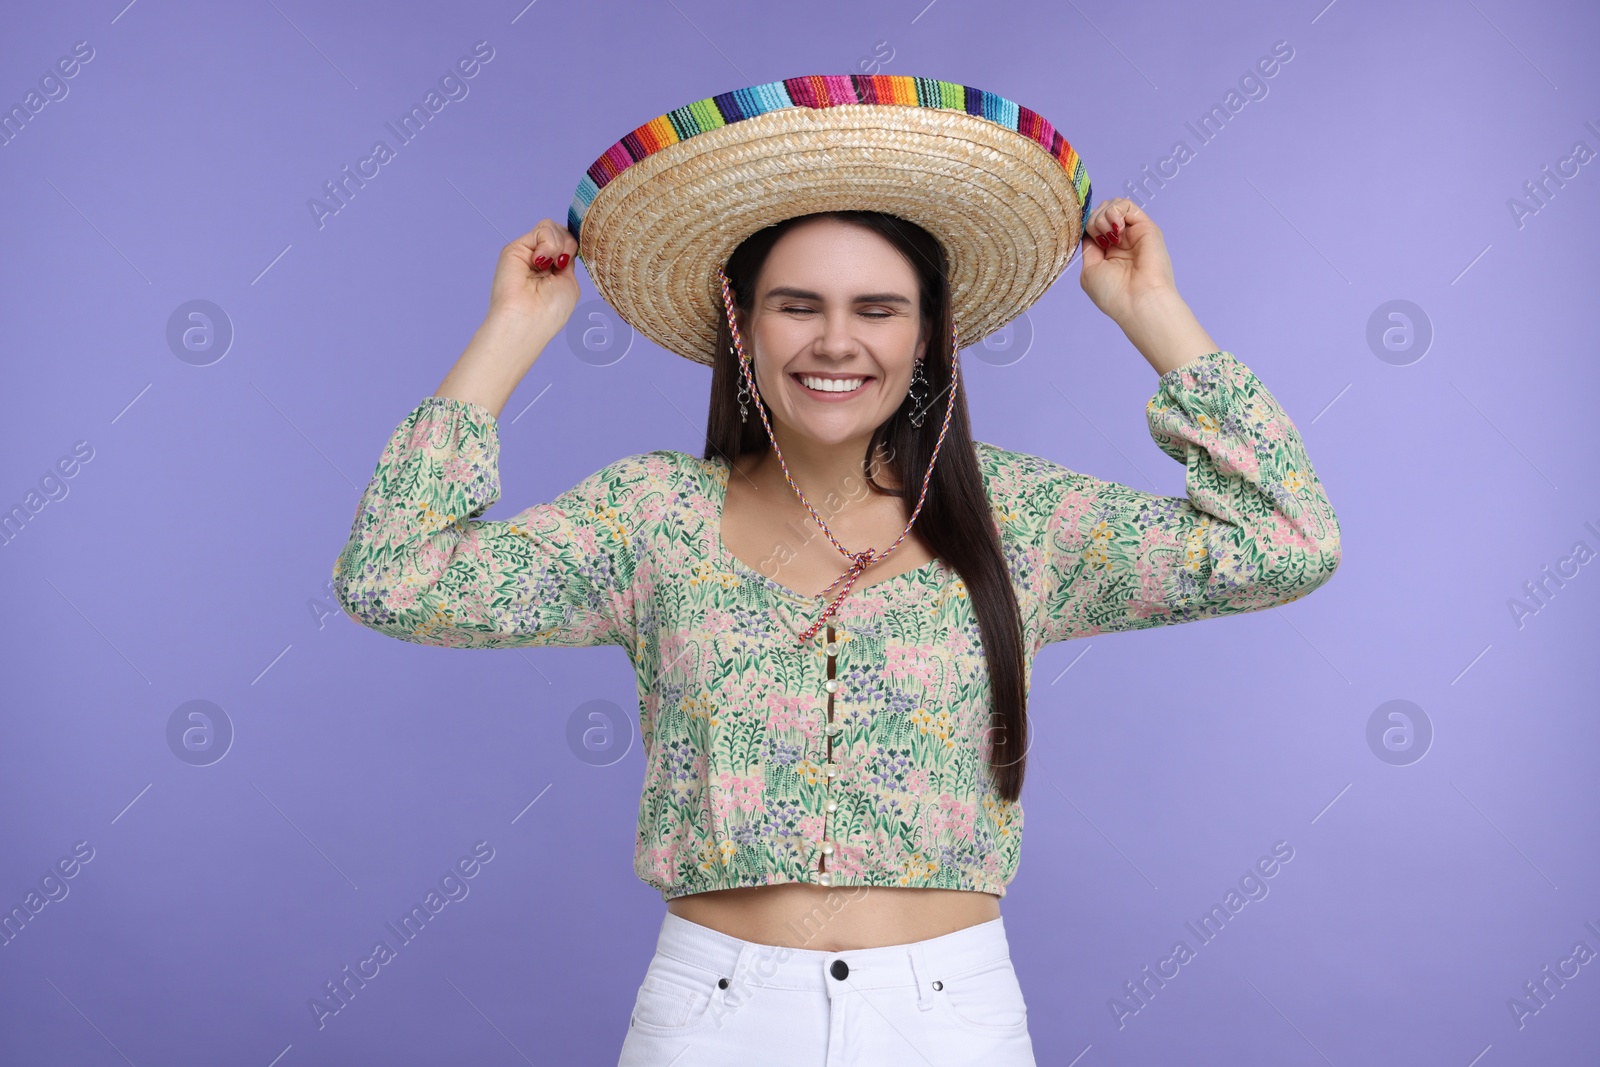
[3,1,1597,1064]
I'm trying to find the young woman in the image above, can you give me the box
[331,75,1341,1066]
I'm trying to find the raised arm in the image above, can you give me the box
[330,396,654,652]
[330,219,652,651]
[1015,198,1340,647]
[1021,348,1341,649]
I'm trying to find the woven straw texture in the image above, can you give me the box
[569,76,1092,366]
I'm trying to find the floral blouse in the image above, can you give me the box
[331,349,1341,900]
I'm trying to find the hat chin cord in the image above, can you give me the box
[715,266,961,644]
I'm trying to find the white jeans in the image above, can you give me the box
[616,911,1037,1066]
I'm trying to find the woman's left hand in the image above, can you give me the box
[1078,198,1180,327]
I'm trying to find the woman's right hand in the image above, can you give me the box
[486,219,581,335]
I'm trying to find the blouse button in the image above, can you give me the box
[825,721,841,736]
[825,641,839,656]
[821,840,834,856]
[823,678,838,694]
[823,762,839,778]
[825,799,838,813]
[816,871,832,886]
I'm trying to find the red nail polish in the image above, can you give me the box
[1095,233,1109,249]
[557,253,570,268]
[1110,223,1121,241]
[534,256,548,268]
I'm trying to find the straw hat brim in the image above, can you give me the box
[569,78,1092,367]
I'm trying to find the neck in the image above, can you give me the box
[747,430,899,513]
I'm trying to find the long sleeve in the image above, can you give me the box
[1020,349,1341,649]
[330,395,646,653]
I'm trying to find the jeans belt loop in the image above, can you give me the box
[908,945,935,1011]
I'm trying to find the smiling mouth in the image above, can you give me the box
[792,373,873,396]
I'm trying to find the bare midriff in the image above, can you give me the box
[665,883,1002,951]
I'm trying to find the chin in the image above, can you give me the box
[790,416,889,447]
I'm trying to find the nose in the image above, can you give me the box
[814,308,861,358]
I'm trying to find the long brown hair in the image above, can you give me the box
[702,210,1030,803]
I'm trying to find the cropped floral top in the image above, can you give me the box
[331,350,1341,901]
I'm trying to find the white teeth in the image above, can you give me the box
[797,375,868,393]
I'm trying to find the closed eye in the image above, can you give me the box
[781,306,893,319]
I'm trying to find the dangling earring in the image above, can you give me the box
[733,343,751,423]
[905,359,930,428]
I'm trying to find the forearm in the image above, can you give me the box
[1115,288,1219,377]
[1033,348,1342,646]
[434,311,558,420]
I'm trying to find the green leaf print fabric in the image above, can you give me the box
[330,395,650,653]
[994,348,1342,649]
[331,349,1340,900]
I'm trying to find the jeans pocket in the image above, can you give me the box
[628,953,725,1037]
[935,956,1031,1034]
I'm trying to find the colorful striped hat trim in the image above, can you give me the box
[567,73,1094,365]
[568,74,1091,243]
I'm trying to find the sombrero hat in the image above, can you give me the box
[567,74,1093,367]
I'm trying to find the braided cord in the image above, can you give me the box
[715,267,961,645]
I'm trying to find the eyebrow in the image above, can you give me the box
[763,285,913,306]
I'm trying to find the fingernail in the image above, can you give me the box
[556,253,570,268]
[534,256,549,268]
[1094,233,1109,249]
[1109,223,1120,241]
